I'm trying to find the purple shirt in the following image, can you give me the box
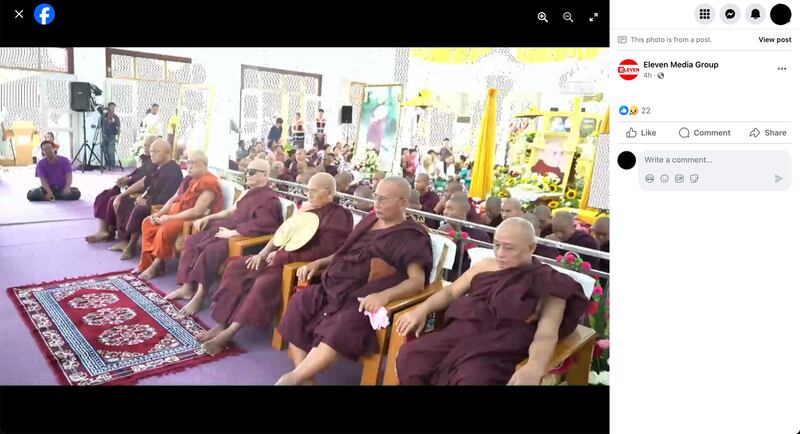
[35,155,72,190]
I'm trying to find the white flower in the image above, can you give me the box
[597,370,610,385]
[588,371,600,385]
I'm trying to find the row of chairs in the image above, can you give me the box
[147,176,598,385]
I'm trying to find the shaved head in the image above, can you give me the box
[296,172,312,185]
[521,213,541,237]
[445,181,463,195]
[594,216,610,246]
[374,176,411,222]
[485,197,502,219]
[551,211,576,242]
[149,139,173,165]
[245,158,271,188]
[414,173,431,193]
[444,197,470,220]
[494,217,536,269]
[334,172,351,192]
[532,204,553,229]
[353,185,374,212]
[408,190,421,205]
[307,172,336,208]
[501,198,524,220]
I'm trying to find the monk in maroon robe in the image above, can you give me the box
[439,197,490,278]
[275,176,433,385]
[165,159,284,315]
[198,173,353,355]
[108,139,184,260]
[501,198,524,220]
[414,173,440,228]
[85,136,157,243]
[395,218,589,385]
[533,205,554,238]
[547,211,601,268]
[593,216,610,274]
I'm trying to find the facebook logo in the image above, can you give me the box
[34,4,55,25]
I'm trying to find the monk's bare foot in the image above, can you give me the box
[120,246,136,261]
[276,372,301,385]
[302,378,316,385]
[165,283,195,301]
[179,292,205,316]
[196,324,226,343]
[139,262,163,281]
[85,231,111,243]
[109,241,127,252]
[200,334,232,356]
[131,267,143,275]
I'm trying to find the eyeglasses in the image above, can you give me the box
[246,169,268,176]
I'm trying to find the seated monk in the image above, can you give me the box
[414,173,440,228]
[522,213,557,259]
[532,205,554,237]
[109,139,184,260]
[353,185,374,213]
[166,159,285,315]
[439,196,491,278]
[133,151,223,280]
[546,211,601,269]
[85,136,158,243]
[395,218,589,385]
[275,176,433,385]
[593,216,610,274]
[199,173,353,355]
[501,198,524,220]
[482,197,503,228]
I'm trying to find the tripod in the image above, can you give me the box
[71,112,104,173]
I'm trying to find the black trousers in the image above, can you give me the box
[27,187,82,201]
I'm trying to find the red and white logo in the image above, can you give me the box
[618,59,639,80]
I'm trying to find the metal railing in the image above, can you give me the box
[213,167,610,280]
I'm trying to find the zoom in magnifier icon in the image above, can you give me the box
[563,12,573,22]
[538,12,548,23]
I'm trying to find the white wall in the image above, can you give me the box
[70,48,396,168]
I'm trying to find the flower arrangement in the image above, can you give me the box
[356,148,378,178]
[555,252,609,383]
[446,229,470,242]
[490,166,562,206]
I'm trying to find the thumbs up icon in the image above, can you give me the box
[626,127,637,138]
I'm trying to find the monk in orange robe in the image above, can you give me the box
[133,151,223,280]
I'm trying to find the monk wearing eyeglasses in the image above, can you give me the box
[166,159,284,315]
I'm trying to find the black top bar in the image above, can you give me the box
[1,0,609,47]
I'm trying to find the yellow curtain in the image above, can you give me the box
[469,88,497,200]
[409,48,604,64]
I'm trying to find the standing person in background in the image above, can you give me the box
[100,102,121,170]
[291,112,305,149]
[140,104,164,138]
[235,140,248,161]
[267,117,284,148]
[44,132,60,153]
[167,109,179,148]
[315,109,326,134]
[440,138,453,173]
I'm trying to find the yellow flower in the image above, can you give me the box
[507,178,518,187]
[566,189,577,199]
[548,200,559,209]
[548,184,558,192]
[500,189,510,198]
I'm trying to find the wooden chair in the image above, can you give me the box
[381,249,600,386]
[180,193,295,276]
[270,230,457,386]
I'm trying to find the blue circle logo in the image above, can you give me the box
[34,4,55,25]
[619,105,629,115]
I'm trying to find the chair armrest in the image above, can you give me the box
[271,261,310,350]
[385,280,444,315]
[228,234,274,258]
[515,325,598,384]
[182,221,193,240]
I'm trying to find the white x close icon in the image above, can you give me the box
[15,10,23,19]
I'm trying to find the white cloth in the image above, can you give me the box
[140,113,164,138]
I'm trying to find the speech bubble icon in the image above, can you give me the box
[679,127,690,138]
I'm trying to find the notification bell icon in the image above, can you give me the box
[751,9,760,19]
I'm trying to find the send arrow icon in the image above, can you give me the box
[775,175,783,183]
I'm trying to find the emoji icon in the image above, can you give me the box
[629,106,639,115]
